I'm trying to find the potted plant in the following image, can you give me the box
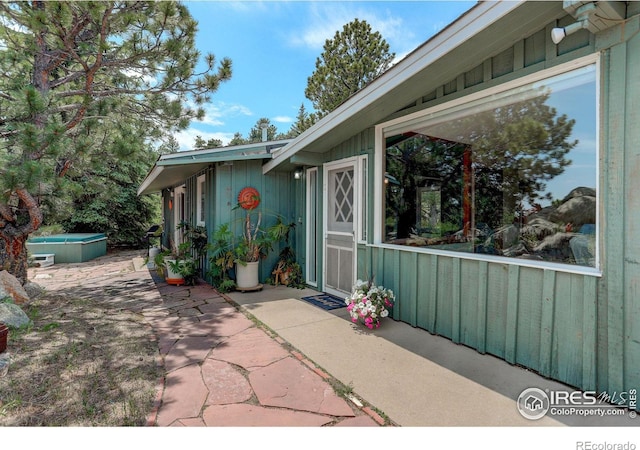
[268,219,305,288]
[231,188,276,290]
[0,321,8,354]
[233,208,274,289]
[164,222,207,286]
[153,248,172,279]
[346,277,395,329]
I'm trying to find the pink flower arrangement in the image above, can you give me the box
[345,279,395,329]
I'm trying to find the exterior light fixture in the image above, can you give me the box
[294,169,302,180]
[551,2,596,44]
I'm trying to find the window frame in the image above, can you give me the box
[373,54,601,276]
[196,174,206,227]
[357,154,368,244]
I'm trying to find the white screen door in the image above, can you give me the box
[324,160,356,296]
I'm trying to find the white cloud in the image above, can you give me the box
[273,115,293,124]
[174,127,236,150]
[288,3,411,54]
[192,101,253,127]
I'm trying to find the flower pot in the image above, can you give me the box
[164,259,185,286]
[0,323,8,354]
[236,261,260,289]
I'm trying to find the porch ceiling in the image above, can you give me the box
[137,163,209,196]
[264,1,566,173]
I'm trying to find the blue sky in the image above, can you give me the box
[178,0,476,150]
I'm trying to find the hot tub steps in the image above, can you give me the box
[32,253,55,267]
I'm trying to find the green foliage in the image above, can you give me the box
[165,222,208,286]
[154,249,172,279]
[0,1,232,279]
[179,222,208,258]
[228,132,248,146]
[268,219,306,289]
[305,18,395,116]
[41,322,61,332]
[247,118,278,143]
[166,257,198,286]
[232,205,276,265]
[385,93,576,240]
[287,103,318,137]
[194,135,223,150]
[206,223,236,292]
[52,135,161,247]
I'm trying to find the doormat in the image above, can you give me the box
[300,293,347,311]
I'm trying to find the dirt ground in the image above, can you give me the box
[0,251,161,426]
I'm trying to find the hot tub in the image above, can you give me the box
[26,233,107,263]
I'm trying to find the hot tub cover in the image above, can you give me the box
[28,233,106,244]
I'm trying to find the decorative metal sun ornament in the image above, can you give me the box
[238,187,260,210]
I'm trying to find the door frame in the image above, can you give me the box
[173,185,186,250]
[305,167,319,287]
[322,157,360,297]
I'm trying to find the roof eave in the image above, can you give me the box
[138,139,292,195]
[263,0,528,174]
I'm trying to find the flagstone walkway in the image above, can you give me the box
[27,250,382,427]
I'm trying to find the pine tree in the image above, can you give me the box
[0,1,232,283]
[288,103,317,137]
[305,18,394,117]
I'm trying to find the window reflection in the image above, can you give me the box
[383,65,597,267]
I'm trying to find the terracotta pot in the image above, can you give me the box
[0,323,8,354]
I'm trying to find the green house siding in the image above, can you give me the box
[173,160,297,284]
[361,246,598,391]
[308,12,640,404]
[598,13,640,398]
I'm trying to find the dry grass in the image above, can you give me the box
[0,291,161,426]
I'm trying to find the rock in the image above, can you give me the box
[533,232,575,262]
[549,195,596,228]
[0,302,32,328]
[0,354,10,377]
[502,242,529,258]
[492,225,520,249]
[23,282,44,301]
[522,217,560,240]
[0,271,30,305]
[561,187,596,203]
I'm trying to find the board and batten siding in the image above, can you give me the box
[358,247,598,391]
[323,12,640,402]
[205,160,295,283]
[598,11,640,399]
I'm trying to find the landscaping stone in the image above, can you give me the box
[0,302,31,328]
[0,353,11,377]
[22,282,44,301]
[0,271,30,305]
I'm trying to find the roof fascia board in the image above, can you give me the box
[137,165,164,196]
[160,139,292,161]
[156,152,272,167]
[263,0,525,174]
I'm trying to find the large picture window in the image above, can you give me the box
[382,64,597,268]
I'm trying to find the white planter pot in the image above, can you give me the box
[164,259,185,286]
[236,261,260,289]
[148,247,160,269]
